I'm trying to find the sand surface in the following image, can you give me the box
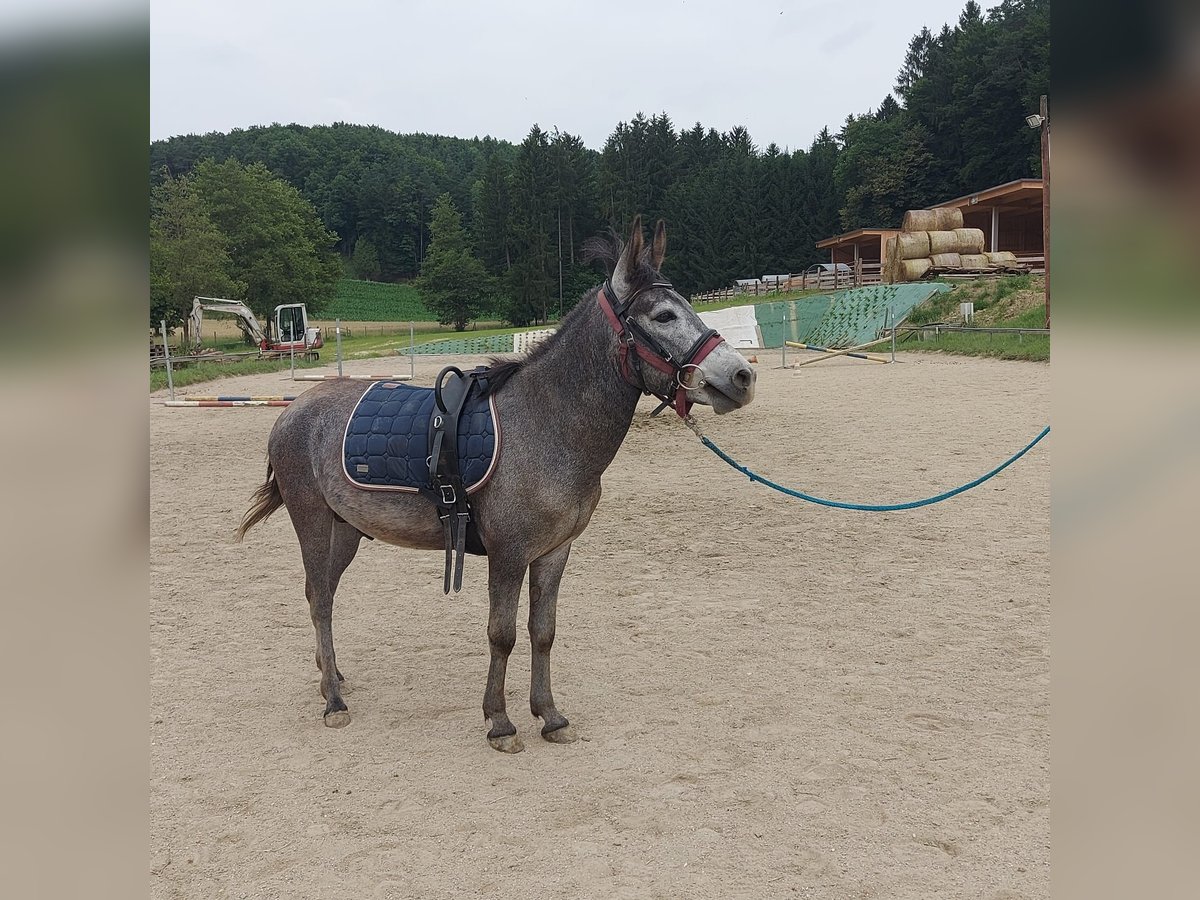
[150,350,1049,899]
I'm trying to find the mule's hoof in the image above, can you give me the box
[541,723,577,744]
[324,710,351,728]
[488,733,524,754]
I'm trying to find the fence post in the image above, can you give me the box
[336,318,343,377]
[160,320,174,401]
[409,322,415,380]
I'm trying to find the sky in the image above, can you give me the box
[150,0,971,151]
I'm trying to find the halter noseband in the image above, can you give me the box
[598,278,726,418]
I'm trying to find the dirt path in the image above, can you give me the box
[150,350,1049,899]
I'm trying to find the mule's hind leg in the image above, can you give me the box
[483,553,528,753]
[529,543,575,743]
[314,521,362,690]
[284,499,351,727]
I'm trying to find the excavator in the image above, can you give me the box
[189,296,323,359]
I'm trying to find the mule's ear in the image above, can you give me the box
[650,219,667,270]
[623,215,644,266]
[613,215,644,295]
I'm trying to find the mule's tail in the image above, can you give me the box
[236,462,284,541]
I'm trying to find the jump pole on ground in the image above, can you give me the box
[785,341,889,363]
[790,335,896,369]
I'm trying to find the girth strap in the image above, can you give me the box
[422,365,490,594]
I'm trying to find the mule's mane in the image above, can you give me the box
[484,230,663,395]
[580,229,663,295]
[483,287,597,394]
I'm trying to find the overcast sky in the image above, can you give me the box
[151,0,969,151]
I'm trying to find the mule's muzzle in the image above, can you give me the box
[692,350,756,414]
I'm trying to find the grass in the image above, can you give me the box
[150,322,558,392]
[150,355,326,391]
[692,288,829,312]
[901,275,1049,361]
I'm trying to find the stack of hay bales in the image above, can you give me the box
[884,207,995,283]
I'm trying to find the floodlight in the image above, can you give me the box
[1025,114,1044,129]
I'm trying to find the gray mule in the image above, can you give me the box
[237,217,756,752]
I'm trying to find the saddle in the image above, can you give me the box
[341,366,497,593]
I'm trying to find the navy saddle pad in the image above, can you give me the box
[342,381,499,492]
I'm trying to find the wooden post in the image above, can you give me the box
[1040,94,1050,329]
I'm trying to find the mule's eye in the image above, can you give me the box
[653,310,676,324]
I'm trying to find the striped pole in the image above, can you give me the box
[178,395,299,402]
[164,400,293,408]
[291,373,411,381]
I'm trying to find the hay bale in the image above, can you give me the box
[882,236,897,284]
[898,258,932,281]
[986,250,1018,266]
[896,231,931,259]
[901,209,939,232]
[960,254,992,269]
[935,207,964,230]
[928,230,960,255]
[929,252,962,268]
[954,228,985,254]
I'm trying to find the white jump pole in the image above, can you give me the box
[290,337,295,380]
[409,322,415,380]
[160,320,174,401]
[336,318,343,377]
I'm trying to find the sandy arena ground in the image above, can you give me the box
[150,349,1049,899]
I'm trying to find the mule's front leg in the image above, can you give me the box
[529,544,575,743]
[483,557,526,753]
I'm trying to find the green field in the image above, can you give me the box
[321,279,434,322]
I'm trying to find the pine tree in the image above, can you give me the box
[416,194,491,331]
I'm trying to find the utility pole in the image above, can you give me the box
[558,206,564,319]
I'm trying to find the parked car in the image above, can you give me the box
[803,263,853,277]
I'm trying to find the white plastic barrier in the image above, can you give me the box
[698,305,761,349]
[514,329,556,354]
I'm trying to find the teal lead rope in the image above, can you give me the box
[683,416,1050,512]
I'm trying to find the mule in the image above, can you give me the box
[237,217,756,752]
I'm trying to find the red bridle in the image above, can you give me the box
[597,280,726,418]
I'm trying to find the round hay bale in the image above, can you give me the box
[935,207,964,230]
[896,231,931,260]
[929,252,962,268]
[898,258,932,281]
[986,250,1018,265]
[954,228,986,254]
[960,254,992,269]
[928,230,960,255]
[882,236,898,284]
[901,209,939,232]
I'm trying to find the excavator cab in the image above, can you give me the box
[273,303,323,355]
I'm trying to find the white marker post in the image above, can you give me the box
[160,320,174,401]
[336,318,343,377]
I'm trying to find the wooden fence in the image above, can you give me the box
[691,256,1045,304]
[691,263,883,303]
